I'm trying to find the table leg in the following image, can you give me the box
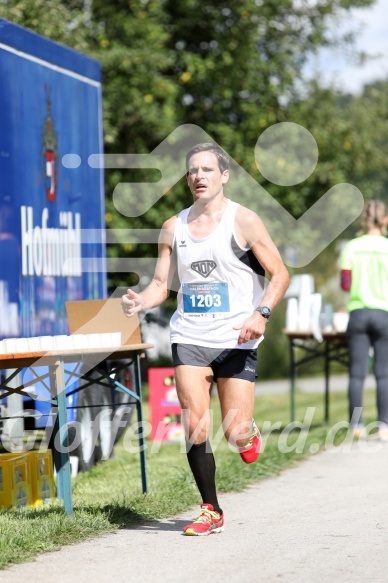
[134,354,148,494]
[51,362,73,515]
[289,340,296,423]
[324,341,330,424]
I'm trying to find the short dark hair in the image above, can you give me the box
[186,142,229,173]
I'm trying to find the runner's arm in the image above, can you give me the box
[122,216,176,317]
[234,208,290,344]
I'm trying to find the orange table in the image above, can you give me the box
[0,343,153,514]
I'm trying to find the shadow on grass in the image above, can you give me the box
[0,502,148,527]
[2,502,154,530]
[0,505,72,520]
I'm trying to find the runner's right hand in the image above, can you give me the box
[122,289,143,317]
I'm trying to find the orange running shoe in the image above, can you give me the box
[183,504,224,536]
[239,419,261,464]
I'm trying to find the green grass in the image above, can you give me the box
[0,386,379,570]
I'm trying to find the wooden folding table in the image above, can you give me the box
[0,343,153,515]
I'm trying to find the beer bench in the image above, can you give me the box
[0,299,153,515]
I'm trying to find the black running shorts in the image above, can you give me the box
[171,343,258,382]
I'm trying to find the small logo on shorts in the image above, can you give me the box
[244,366,255,373]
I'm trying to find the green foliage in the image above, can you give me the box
[0,0,90,50]
[287,81,388,211]
[285,79,388,310]
[86,0,178,150]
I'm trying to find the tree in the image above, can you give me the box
[1,0,378,236]
[163,0,375,161]
[0,0,89,50]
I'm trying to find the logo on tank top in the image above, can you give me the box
[191,260,216,278]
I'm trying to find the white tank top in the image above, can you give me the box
[170,199,265,349]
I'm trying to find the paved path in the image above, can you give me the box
[3,437,388,583]
[257,373,375,395]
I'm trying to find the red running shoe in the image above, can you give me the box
[183,504,224,536]
[239,419,261,464]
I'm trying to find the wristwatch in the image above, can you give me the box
[255,306,271,320]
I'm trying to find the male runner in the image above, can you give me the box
[122,142,289,535]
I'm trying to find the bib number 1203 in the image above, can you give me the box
[189,294,221,308]
[182,282,230,316]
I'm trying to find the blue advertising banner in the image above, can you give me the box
[0,19,106,338]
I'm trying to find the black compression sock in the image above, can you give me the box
[186,440,223,515]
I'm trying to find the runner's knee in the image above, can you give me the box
[224,420,252,448]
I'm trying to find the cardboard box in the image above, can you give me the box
[65,298,142,345]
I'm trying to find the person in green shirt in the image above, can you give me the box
[340,199,388,439]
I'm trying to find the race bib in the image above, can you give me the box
[182,282,230,319]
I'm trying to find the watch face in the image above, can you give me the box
[261,307,271,318]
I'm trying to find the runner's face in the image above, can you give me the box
[186,151,229,201]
